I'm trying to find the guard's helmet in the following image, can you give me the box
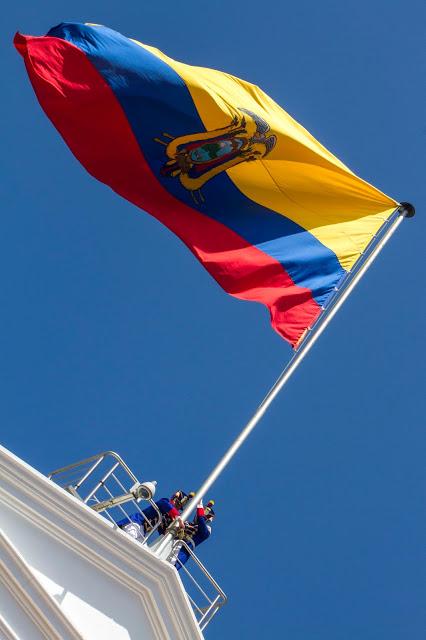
[205,499,215,521]
[171,490,195,510]
[171,490,186,509]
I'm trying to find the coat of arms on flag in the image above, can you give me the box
[155,109,277,203]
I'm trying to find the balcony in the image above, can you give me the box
[48,451,227,632]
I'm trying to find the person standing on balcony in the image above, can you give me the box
[117,490,192,541]
[172,499,215,571]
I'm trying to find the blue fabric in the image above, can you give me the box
[117,497,173,528]
[46,22,346,307]
[177,515,211,570]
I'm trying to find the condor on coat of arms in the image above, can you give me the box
[155,108,277,203]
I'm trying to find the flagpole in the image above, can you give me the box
[155,203,414,553]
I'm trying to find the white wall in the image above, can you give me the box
[0,581,47,640]
[0,446,203,640]
[1,502,152,639]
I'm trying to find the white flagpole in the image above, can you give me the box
[155,203,413,553]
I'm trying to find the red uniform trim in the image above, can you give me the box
[168,507,180,520]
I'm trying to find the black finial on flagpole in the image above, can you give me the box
[398,202,415,218]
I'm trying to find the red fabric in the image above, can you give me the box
[197,507,205,518]
[168,507,180,520]
[15,32,321,347]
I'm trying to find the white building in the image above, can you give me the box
[0,446,226,639]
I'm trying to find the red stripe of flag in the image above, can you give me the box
[15,32,321,346]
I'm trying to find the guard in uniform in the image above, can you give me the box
[174,499,215,571]
[117,490,193,541]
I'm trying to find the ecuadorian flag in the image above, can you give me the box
[15,23,398,347]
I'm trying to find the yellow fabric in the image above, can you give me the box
[133,40,398,271]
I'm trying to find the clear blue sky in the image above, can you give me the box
[2,2,425,638]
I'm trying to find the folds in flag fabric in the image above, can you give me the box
[14,23,398,346]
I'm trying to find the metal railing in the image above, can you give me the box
[173,541,227,631]
[48,451,162,544]
[48,452,227,632]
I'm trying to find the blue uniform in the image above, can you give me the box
[117,497,179,533]
[177,513,211,570]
